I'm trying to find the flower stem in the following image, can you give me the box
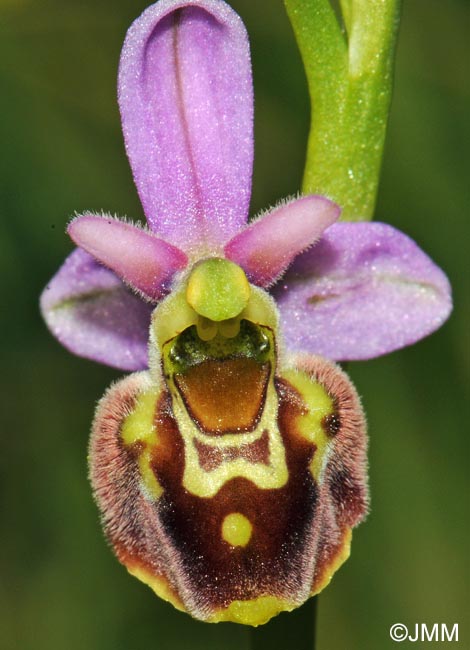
[249,598,317,650]
[284,0,401,220]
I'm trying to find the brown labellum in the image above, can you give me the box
[89,317,368,626]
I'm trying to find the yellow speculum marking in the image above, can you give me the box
[282,368,335,481]
[167,349,288,498]
[222,513,253,547]
[121,388,163,500]
[159,314,289,498]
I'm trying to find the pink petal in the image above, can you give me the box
[272,222,452,361]
[68,214,188,300]
[40,249,151,370]
[224,196,340,286]
[119,0,253,252]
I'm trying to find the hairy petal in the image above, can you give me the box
[224,196,340,287]
[68,214,187,300]
[119,0,253,252]
[272,222,452,360]
[40,249,152,370]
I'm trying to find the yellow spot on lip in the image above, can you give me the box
[222,513,253,547]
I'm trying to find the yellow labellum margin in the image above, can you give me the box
[89,259,368,626]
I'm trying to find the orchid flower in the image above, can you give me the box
[40,0,451,627]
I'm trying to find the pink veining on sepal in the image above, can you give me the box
[40,249,151,370]
[224,196,340,286]
[119,0,253,252]
[68,214,188,300]
[272,222,452,361]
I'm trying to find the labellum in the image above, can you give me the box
[90,261,368,625]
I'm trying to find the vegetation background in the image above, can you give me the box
[1,1,468,648]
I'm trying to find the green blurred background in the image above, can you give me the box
[1,1,468,649]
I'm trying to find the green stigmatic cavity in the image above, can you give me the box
[186,258,250,322]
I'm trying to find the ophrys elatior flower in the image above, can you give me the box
[40,0,451,626]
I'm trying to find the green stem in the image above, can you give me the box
[249,598,317,650]
[284,0,401,220]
